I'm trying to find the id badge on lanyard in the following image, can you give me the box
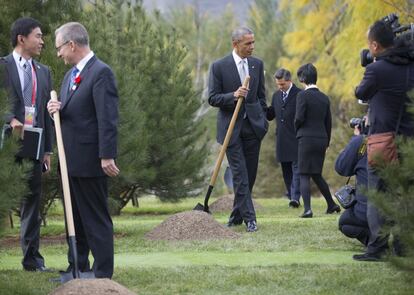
[24,65,37,127]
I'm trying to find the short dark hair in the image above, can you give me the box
[274,68,291,81]
[368,20,394,48]
[10,17,42,48]
[297,63,317,84]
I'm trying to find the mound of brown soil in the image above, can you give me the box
[144,210,240,241]
[49,279,136,295]
[209,194,263,213]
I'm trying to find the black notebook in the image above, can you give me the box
[19,126,43,160]
[1,124,43,160]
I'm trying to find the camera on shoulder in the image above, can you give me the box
[360,13,414,67]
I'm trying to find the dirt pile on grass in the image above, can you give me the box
[49,279,136,295]
[209,194,263,213]
[145,210,240,241]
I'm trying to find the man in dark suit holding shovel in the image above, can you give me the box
[208,27,268,232]
[47,22,119,278]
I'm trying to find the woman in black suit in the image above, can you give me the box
[294,63,340,218]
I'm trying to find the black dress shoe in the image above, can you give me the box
[352,252,382,262]
[246,220,258,232]
[300,210,313,218]
[289,200,300,208]
[24,265,54,272]
[326,204,341,214]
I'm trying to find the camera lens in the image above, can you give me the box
[349,118,361,128]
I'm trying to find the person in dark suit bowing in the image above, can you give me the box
[0,17,53,272]
[267,68,301,207]
[354,20,414,261]
[294,63,340,218]
[208,27,268,232]
[47,22,119,278]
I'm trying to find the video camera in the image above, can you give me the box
[349,117,368,135]
[360,13,414,67]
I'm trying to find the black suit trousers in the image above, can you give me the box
[226,119,260,223]
[339,207,370,246]
[20,160,44,269]
[66,176,114,278]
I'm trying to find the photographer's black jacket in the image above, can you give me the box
[335,135,367,220]
[355,50,414,136]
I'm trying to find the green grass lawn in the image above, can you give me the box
[0,197,412,295]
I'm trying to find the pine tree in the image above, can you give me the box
[80,0,208,211]
[0,87,30,235]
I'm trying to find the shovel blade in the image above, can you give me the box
[193,203,205,211]
[193,203,210,213]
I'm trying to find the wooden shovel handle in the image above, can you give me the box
[50,90,76,237]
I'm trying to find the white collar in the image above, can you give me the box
[283,82,293,95]
[75,51,94,73]
[12,50,33,69]
[305,84,318,90]
[232,50,247,65]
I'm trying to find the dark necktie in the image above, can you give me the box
[282,91,288,102]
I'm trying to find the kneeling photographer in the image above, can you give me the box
[335,119,370,247]
[354,15,414,261]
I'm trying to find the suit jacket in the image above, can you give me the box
[355,58,414,136]
[208,54,268,145]
[267,83,301,162]
[0,54,53,158]
[59,56,118,177]
[295,88,332,145]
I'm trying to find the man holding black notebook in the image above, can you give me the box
[0,17,53,272]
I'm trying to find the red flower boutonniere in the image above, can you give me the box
[74,76,81,85]
[72,76,82,91]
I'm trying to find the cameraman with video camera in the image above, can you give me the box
[335,118,370,247]
[354,16,414,261]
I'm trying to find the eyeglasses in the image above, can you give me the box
[56,41,70,52]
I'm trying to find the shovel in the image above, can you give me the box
[50,90,95,283]
[194,76,250,212]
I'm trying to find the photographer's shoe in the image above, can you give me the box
[326,204,341,214]
[352,252,382,262]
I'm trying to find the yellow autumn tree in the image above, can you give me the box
[278,0,413,104]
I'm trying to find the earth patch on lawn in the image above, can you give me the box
[49,278,136,295]
[209,194,263,213]
[0,234,66,248]
[0,233,127,248]
[144,210,240,241]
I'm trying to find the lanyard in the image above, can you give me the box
[31,64,37,106]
